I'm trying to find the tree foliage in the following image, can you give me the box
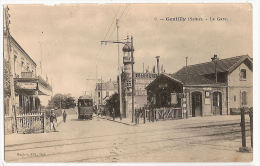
[48,93,76,109]
[105,93,120,117]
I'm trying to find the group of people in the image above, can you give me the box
[49,109,67,132]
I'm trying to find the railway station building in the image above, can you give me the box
[146,55,253,117]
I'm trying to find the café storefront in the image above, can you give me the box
[14,76,52,114]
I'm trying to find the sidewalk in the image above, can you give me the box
[96,115,134,126]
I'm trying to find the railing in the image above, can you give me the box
[134,107,183,124]
[16,113,45,134]
[21,72,33,78]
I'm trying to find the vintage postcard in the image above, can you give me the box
[2,3,253,163]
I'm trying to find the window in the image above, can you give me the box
[106,91,109,97]
[234,96,236,102]
[240,69,246,80]
[98,92,101,97]
[241,91,247,106]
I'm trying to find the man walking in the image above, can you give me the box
[63,109,67,123]
[50,109,57,132]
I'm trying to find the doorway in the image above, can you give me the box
[192,92,202,117]
[213,91,222,115]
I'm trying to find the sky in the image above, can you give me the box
[7,3,252,105]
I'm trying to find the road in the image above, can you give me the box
[4,110,252,162]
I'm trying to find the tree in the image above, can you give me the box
[105,93,120,117]
[48,93,75,109]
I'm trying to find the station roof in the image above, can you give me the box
[175,55,252,76]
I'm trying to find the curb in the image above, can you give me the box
[96,116,135,126]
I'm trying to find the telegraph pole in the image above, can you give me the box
[131,36,135,123]
[100,76,103,106]
[116,19,123,120]
[5,6,17,133]
[101,35,134,120]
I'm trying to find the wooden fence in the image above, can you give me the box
[134,107,183,124]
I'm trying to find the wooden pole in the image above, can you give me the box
[249,110,253,148]
[240,107,246,148]
[131,36,135,123]
[116,19,123,121]
[143,108,146,124]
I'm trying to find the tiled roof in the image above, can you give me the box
[147,55,253,88]
[175,55,252,76]
[171,73,217,85]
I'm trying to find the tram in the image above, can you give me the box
[77,95,94,120]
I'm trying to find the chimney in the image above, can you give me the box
[155,56,160,75]
[211,54,219,83]
[211,54,219,61]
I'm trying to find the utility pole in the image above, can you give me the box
[185,56,188,81]
[101,35,134,120]
[116,19,123,120]
[100,76,103,106]
[5,6,17,133]
[131,36,135,123]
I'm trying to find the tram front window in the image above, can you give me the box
[78,100,93,107]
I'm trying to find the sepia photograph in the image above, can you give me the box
[2,3,254,163]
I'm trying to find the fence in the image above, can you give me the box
[5,112,46,134]
[134,107,183,124]
[16,113,45,134]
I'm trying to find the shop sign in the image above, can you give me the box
[159,83,168,89]
[203,87,212,91]
[16,82,37,90]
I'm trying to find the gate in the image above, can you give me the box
[16,113,45,134]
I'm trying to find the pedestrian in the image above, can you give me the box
[63,109,67,123]
[50,109,57,132]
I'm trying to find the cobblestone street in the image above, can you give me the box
[4,111,252,162]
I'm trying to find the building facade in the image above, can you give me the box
[95,80,118,107]
[4,33,52,115]
[146,55,253,117]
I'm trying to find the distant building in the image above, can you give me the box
[146,55,253,117]
[3,33,52,115]
[95,80,118,107]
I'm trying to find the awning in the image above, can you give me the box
[14,77,52,96]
